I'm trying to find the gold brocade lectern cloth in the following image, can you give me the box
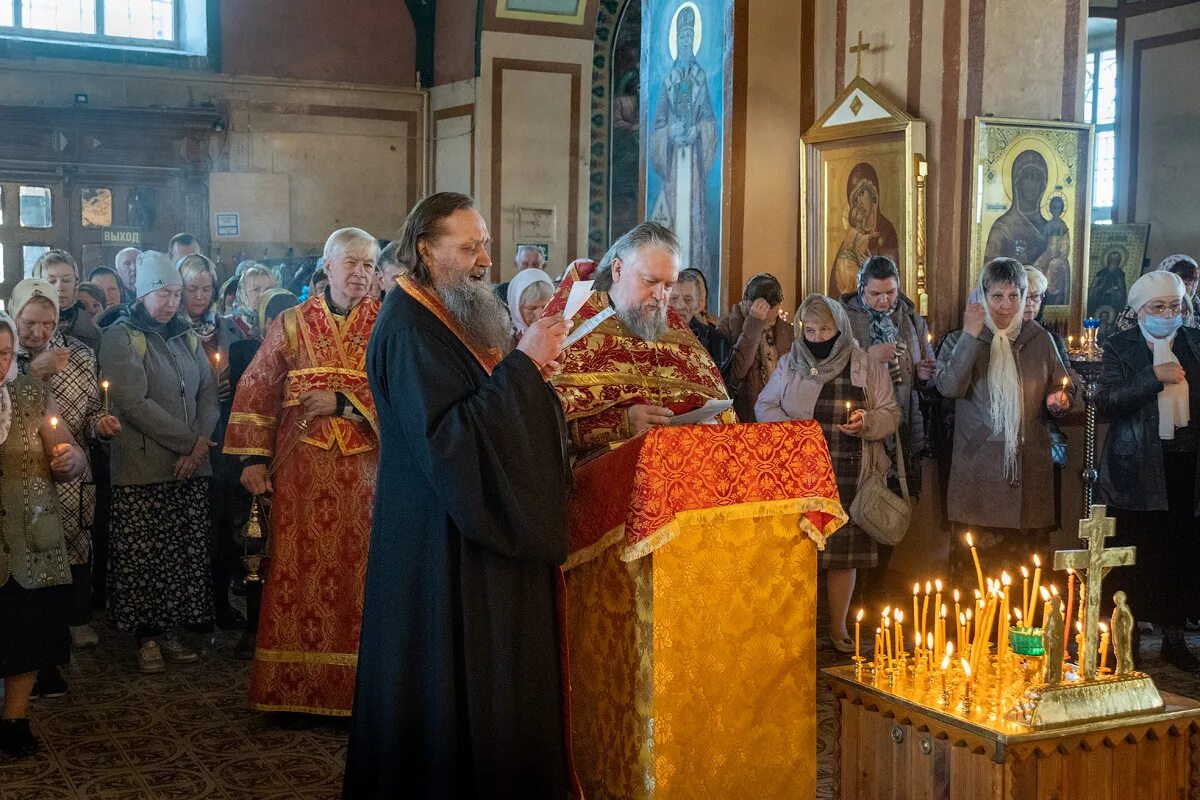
[564,421,847,799]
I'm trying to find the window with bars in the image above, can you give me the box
[1,0,179,46]
[1084,48,1118,224]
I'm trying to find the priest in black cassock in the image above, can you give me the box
[343,192,574,799]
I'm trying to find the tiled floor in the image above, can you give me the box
[3,621,1199,799]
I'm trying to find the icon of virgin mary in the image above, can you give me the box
[829,162,900,296]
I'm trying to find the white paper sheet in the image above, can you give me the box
[561,280,595,321]
[667,398,734,426]
[561,306,615,351]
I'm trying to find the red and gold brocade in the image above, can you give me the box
[224,295,380,716]
[547,275,735,457]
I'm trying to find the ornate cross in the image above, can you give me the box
[849,31,873,78]
[1053,505,1136,680]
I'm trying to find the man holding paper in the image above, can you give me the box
[548,221,735,460]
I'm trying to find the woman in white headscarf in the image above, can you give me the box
[0,309,88,757]
[1097,270,1200,671]
[934,258,1074,584]
[757,294,899,653]
[506,268,555,343]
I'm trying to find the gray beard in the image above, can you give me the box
[437,279,514,355]
[617,303,668,342]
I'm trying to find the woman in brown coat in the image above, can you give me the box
[934,258,1074,584]
[719,273,794,422]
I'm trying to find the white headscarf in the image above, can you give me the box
[980,278,1026,481]
[0,311,18,445]
[1130,271,1190,439]
[506,268,555,334]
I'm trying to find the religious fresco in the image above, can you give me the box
[968,118,1094,330]
[824,147,906,297]
[643,0,731,307]
[1086,223,1151,342]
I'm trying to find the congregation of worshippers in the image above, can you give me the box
[3,192,1200,786]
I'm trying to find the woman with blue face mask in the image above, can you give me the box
[1096,270,1200,672]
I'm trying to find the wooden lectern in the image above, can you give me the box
[564,422,847,799]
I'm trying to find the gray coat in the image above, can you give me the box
[841,292,934,454]
[934,323,1073,529]
[99,310,219,487]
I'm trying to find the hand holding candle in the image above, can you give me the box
[101,379,111,415]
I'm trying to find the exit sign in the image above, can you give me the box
[101,227,141,246]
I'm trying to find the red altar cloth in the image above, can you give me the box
[565,420,848,568]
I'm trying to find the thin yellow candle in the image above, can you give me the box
[894,608,905,660]
[933,579,943,652]
[101,379,110,415]
[1039,586,1052,628]
[1076,621,1085,667]
[958,611,967,654]
[999,572,1012,660]
[965,532,985,597]
[953,589,961,634]
[855,608,864,664]
[844,400,851,423]
[883,616,893,670]
[875,628,883,669]
[970,592,997,677]
[1099,622,1110,673]
[940,642,954,697]
[1029,554,1042,622]
[912,584,921,654]
[921,582,931,656]
[1020,565,1030,623]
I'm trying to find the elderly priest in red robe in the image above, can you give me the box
[343,193,575,797]
[549,221,735,461]
[224,227,381,716]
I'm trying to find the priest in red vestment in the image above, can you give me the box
[344,193,576,798]
[548,221,735,461]
[224,227,381,716]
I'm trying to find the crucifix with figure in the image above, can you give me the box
[849,31,873,78]
[1053,505,1136,680]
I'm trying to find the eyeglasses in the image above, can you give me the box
[1026,293,1044,303]
[1144,302,1184,317]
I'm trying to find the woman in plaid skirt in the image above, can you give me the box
[757,294,899,653]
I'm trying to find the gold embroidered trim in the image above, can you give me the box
[286,367,368,378]
[250,702,352,717]
[554,371,725,397]
[619,496,849,563]
[255,648,359,666]
[563,525,625,571]
[223,446,273,458]
[228,412,278,427]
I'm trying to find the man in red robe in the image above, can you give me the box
[549,221,735,461]
[224,227,381,716]
[344,193,575,796]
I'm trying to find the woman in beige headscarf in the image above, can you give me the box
[1097,270,1200,671]
[934,258,1074,587]
[757,294,898,652]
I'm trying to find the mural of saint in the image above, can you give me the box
[983,149,1052,265]
[649,5,718,274]
[829,162,900,296]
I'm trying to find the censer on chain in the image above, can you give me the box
[239,417,308,586]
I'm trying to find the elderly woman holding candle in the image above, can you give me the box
[0,310,88,757]
[506,268,555,344]
[99,252,219,674]
[757,294,899,653]
[934,258,1075,584]
[11,280,120,666]
[1096,270,1200,672]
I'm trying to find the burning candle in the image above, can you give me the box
[101,379,110,415]
[912,584,921,654]
[1029,555,1042,623]
[938,604,947,657]
[875,628,883,667]
[855,608,864,664]
[1068,334,1075,349]
[965,532,985,597]
[1040,586,1052,628]
[1099,622,1110,673]
[882,616,893,670]
[845,400,852,424]
[1022,566,1032,623]
[921,582,931,656]
[894,608,905,659]
[1000,572,1012,660]
[958,611,967,654]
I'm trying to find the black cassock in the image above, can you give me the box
[343,287,571,798]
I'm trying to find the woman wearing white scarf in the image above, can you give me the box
[506,268,555,338]
[0,312,16,446]
[934,258,1073,584]
[1096,270,1200,671]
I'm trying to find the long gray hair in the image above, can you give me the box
[593,222,679,291]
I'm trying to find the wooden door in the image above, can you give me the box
[0,171,69,295]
